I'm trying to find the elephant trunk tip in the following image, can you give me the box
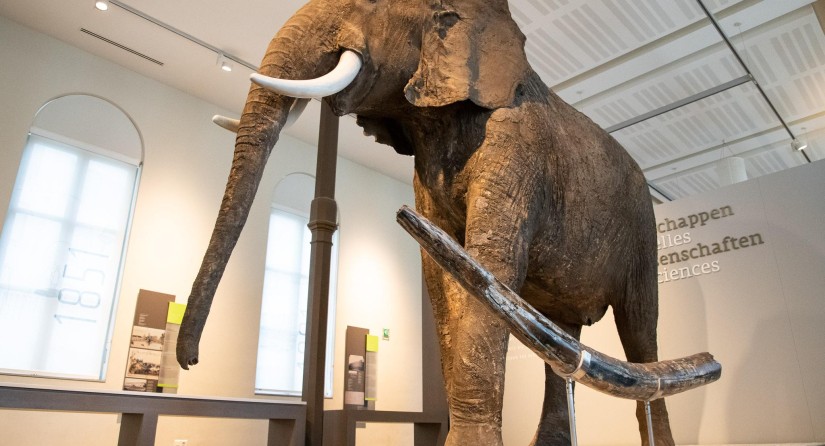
[176,317,203,370]
[176,341,199,370]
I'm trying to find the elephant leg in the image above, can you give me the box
[421,253,510,445]
[613,283,674,446]
[530,323,582,446]
[415,182,536,445]
[442,176,541,445]
[416,180,506,444]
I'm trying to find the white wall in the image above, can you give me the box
[0,15,422,445]
[503,160,825,445]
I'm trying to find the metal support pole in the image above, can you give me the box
[303,100,340,446]
[696,0,811,163]
[644,400,655,446]
[605,75,751,134]
[566,377,578,446]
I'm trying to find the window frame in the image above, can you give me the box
[0,128,141,381]
[254,202,338,398]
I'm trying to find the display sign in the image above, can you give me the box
[344,326,368,407]
[343,326,380,409]
[656,204,764,283]
[365,334,379,409]
[652,161,825,441]
[123,289,176,392]
[157,302,185,392]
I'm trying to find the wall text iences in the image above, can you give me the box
[656,205,764,283]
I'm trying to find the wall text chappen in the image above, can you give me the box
[656,205,765,283]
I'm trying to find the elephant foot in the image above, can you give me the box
[649,435,675,446]
[445,422,503,446]
[638,400,675,446]
[529,427,571,446]
[643,428,675,446]
[640,431,675,446]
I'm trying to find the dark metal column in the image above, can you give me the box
[303,100,340,446]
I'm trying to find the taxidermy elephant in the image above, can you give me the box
[177,0,674,444]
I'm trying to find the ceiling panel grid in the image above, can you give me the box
[510,0,731,86]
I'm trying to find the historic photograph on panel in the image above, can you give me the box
[123,377,148,392]
[126,348,162,379]
[347,354,365,372]
[130,325,165,351]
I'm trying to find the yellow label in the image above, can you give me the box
[167,302,186,325]
[366,334,379,352]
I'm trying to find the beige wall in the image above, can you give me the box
[503,160,825,445]
[0,15,421,445]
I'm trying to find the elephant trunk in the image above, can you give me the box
[177,8,340,369]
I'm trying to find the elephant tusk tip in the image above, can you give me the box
[212,115,240,133]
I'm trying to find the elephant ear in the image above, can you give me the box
[405,0,530,109]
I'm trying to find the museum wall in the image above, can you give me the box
[503,159,825,445]
[0,15,422,445]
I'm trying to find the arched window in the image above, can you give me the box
[0,95,141,380]
[255,173,338,397]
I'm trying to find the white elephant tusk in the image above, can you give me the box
[284,98,310,128]
[212,115,240,133]
[212,98,309,134]
[250,50,362,99]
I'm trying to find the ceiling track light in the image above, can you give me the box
[94,0,110,11]
[216,53,233,72]
[791,139,808,152]
[96,1,257,71]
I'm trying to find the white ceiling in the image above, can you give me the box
[2,0,823,201]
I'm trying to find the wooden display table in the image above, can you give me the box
[0,383,305,446]
[323,408,447,446]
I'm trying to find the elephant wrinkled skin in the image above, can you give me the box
[177,1,673,444]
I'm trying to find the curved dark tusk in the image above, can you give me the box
[396,205,722,401]
[212,115,240,133]
[250,50,362,99]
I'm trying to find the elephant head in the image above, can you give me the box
[176,0,531,368]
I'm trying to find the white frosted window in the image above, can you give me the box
[0,133,138,379]
[255,205,337,397]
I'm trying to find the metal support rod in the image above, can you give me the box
[644,400,655,446]
[647,182,673,202]
[605,75,751,134]
[798,146,812,162]
[696,0,811,163]
[302,101,340,446]
[110,0,258,70]
[566,377,578,446]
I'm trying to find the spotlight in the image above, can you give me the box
[791,139,808,151]
[217,53,233,72]
[94,0,110,11]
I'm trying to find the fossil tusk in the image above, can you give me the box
[250,50,362,98]
[396,205,722,401]
[212,115,240,133]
